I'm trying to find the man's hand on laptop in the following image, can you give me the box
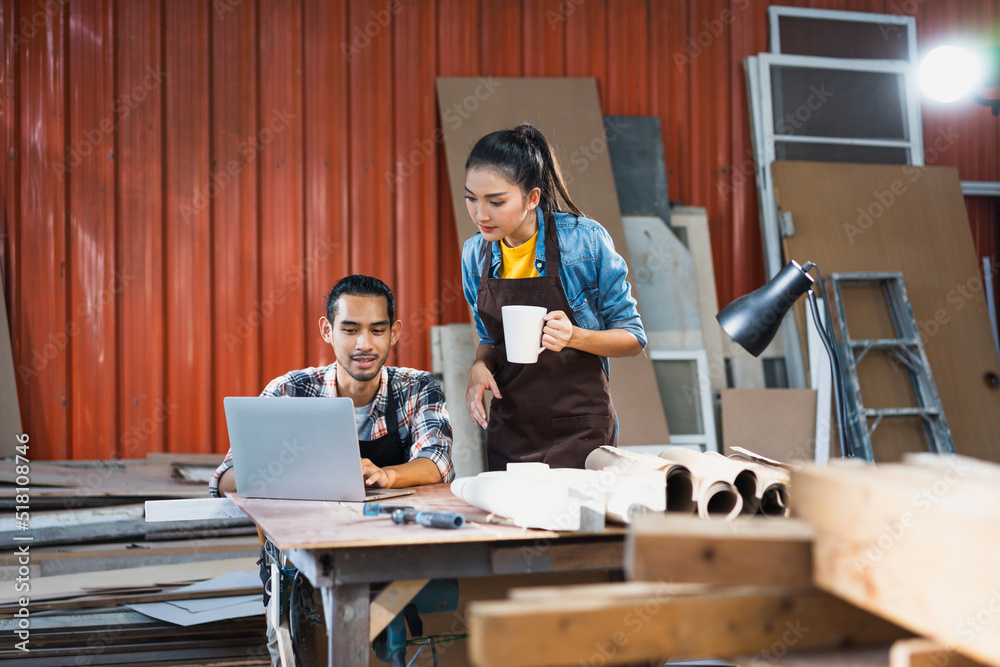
[361,458,395,488]
[361,458,442,489]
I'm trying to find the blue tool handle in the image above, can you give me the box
[415,511,465,529]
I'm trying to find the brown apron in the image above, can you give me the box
[477,214,616,471]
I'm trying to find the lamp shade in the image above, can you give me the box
[716,260,815,357]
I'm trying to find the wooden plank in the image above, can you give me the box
[468,584,909,667]
[671,206,731,395]
[230,484,623,552]
[0,557,257,605]
[145,497,247,522]
[145,452,225,466]
[491,541,624,575]
[890,639,988,667]
[735,645,891,667]
[368,578,429,641]
[792,463,1000,666]
[626,515,814,588]
[721,389,818,463]
[323,583,369,667]
[773,163,1000,462]
[0,504,252,547]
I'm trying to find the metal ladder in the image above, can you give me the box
[823,272,955,461]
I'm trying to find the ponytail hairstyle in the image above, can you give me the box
[465,124,583,233]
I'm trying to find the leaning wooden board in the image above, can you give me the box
[772,162,1000,463]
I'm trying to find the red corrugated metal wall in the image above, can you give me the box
[2,0,997,460]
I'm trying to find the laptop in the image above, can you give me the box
[223,396,415,502]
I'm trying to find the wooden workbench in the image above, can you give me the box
[228,483,626,667]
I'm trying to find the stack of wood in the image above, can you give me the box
[0,454,267,665]
[467,454,999,667]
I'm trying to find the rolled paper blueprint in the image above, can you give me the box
[585,446,694,513]
[737,459,791,517]
[696,479,743,519]
[450,464,609,531]
[660,446,758,516]
[585,446,696,514]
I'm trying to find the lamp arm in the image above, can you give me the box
[806,288,850,459]
[972,93,1000,117]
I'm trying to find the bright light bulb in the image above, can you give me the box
[919,45,984,103]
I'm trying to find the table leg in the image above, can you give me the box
[321,583,370,667]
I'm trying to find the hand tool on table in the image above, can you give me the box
[363,503,466,529]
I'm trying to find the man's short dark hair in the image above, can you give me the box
[325,275,396,324]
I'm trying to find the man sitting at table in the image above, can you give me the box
[210,273,455,498]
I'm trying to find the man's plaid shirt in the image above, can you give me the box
[209,363,454,497]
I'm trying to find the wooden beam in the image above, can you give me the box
[626,515,814,587]
[890,639,990,667]
[0,557,257,605]
[468,583,909,667]
[369,579,429,641]
[145,497,248,522]
[792,463,1000,667]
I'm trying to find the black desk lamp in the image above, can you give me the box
[716,260,850,459]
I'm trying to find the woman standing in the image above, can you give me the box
[462,124,647,470]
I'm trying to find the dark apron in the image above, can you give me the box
[358,369,411,468]
[260,376,411,607]
[477,214,616,471]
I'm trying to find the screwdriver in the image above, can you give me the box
[363,503,466,529]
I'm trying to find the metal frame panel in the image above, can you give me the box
[649,349,719,454]
[768,5,918,64]
[756,53,925,275]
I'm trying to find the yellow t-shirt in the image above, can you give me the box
[500,231,540,279]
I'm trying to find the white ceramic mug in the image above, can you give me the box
[501,305,547,364]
